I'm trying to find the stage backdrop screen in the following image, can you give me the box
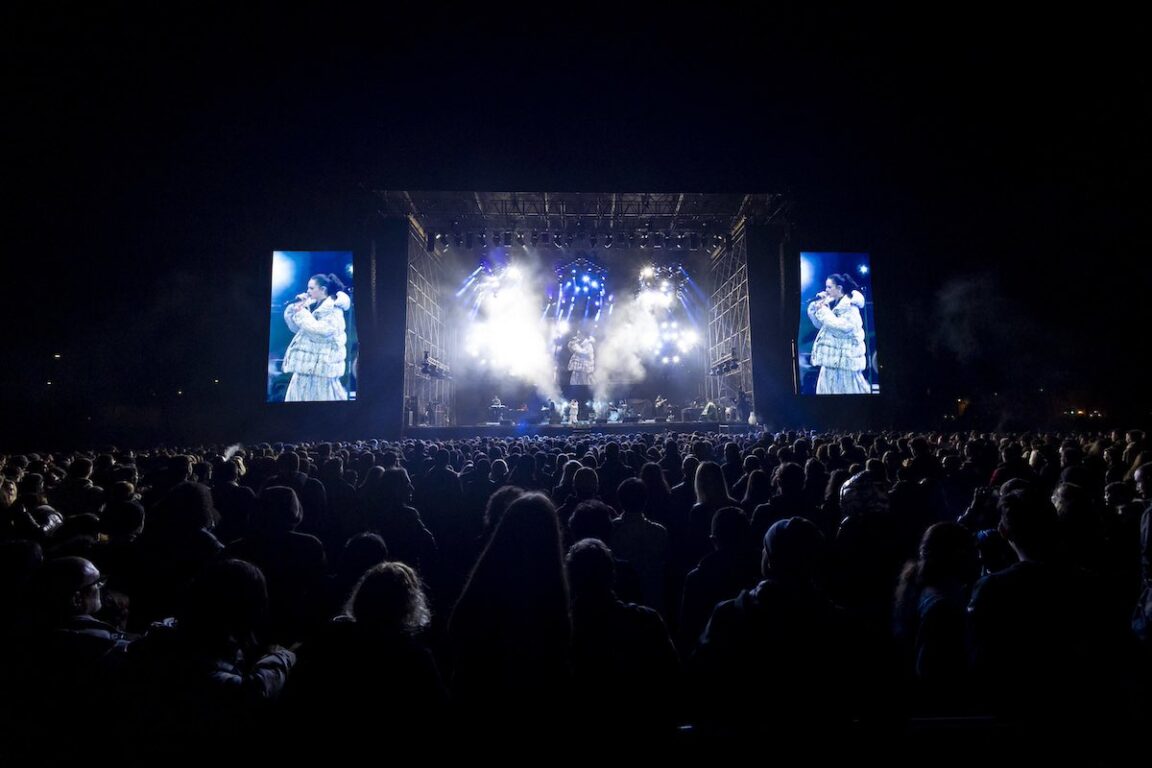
[267,251,358,402]
[797,252,879,395]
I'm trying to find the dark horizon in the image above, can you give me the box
[8,7,1149,447]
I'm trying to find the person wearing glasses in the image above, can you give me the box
[27,556,118,633]
[5,557,129,761]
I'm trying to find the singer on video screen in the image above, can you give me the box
[806,272,870,395]
[282,273,352,401]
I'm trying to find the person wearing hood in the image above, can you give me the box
[691,517,852,739]
[806,272,871,395]
[283,273,352,401]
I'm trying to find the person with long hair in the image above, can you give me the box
[446,492,571,729]
[806,272,870,394]
[283,273,351,401]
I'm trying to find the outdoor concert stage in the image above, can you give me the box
[400,420,748,440]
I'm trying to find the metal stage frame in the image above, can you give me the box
[403,219,453,427]
[380,191,788,429]
[706,221,754,409]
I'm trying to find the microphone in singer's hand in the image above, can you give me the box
[295,292,309,302]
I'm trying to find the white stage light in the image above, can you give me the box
[272,252,296,295]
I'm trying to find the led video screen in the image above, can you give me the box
[267,251,357,402]
[797,252,879,395]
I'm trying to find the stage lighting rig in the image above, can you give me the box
[419,350,452,380]
[709,354,740,376]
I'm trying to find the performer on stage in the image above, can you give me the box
[736,389,751,423]
[567,331,595,385]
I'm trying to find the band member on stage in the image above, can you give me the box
[655,394,674,420]
[736,389,751,423]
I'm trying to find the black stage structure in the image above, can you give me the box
[376,191,791,437]
[250,189,891,445]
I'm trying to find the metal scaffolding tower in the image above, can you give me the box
[706,224,754,410]
[403,222,453,427]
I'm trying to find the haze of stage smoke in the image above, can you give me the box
[592,297,661,403]
[451,255,564,404]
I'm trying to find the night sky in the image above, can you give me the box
[8,6,1148,444]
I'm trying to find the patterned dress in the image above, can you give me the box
[567,337,595,385]
[807,291,870,395]
[283,292,350,401]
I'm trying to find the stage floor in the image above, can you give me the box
[400,420,742,440]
